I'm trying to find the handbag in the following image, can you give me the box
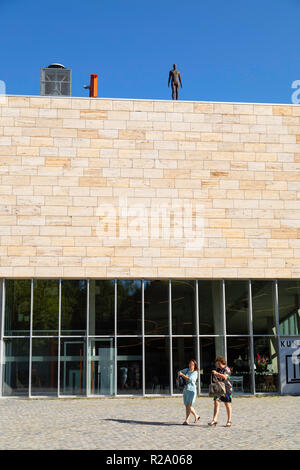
[226,378,233,395]
[208,373,226,398]
[176,371,187,391]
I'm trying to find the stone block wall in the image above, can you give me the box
[0,95,300,278]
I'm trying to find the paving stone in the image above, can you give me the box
[0,396,299,450]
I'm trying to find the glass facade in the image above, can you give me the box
[227,337,252,393]
[253,336,279,393]
[145,337,170,394]
[117,337,142,395]
[0,278,299,397]
[117,280,142,335]
[278,281,300,335]
[31,338,58,396]
[4,279,31,336]
[199,337,225,393]
[144,280,169,335]
[252,281,276,335]
[88,338,115,396]
[60,338,85,396]
[172,280,197,335]
[3,338,30,396]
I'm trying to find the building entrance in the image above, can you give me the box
[88,338,114,396]
[60,340,85,395]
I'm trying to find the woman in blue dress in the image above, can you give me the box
[178,359,200,425]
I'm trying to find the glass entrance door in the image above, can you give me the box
[88,338,115,396]
[60,339,86,395]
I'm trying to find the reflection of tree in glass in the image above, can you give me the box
[117,280,142,334]
[278,282,300,335]
[61,280,87,333]
[172,280,196,335]
[33,280,59,333]
[144,280,169,335]
[4,338,30,391]
[32,338,58,391]
[5,280,31,333]
[6,337,29,366]
[91,280,115,334]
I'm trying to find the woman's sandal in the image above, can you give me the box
[208,420,217,427]
[182,421,189,425]
[225,421,232,427]
[194,415,200,423]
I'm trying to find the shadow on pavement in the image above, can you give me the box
[103,418,207,428]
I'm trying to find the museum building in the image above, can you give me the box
[0,94,299,397]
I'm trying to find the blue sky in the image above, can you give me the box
[0,0,299,103]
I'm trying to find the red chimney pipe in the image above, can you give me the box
[90,74,98,98]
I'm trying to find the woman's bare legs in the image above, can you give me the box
[184,403,191,423]
[190,406,199,422]
[184,402,199,424]
[213,400,220,422]
[224,403,232,424]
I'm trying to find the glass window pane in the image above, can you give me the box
[172,337,198,393]
[254,337,279,393]
[88,338,115,396]
[31,338,58,396]
[225,281,249,334]
[5,280,31,336]
[89,280,115,335]
[145,338,170,394]
[60,339,86,396]
[172,280,197,335]
[33,279,59,336]
[252,281,276,335]
[117,338,142,395]
[61,280,87,335]
[226,337,252,393]
[2,338,29,396]
[198,280,224,335]
[117,280,142,335]
[144,280,169,335]
[199,337,225,392]
[278,281,300,335]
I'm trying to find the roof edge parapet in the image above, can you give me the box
[2,93,299,107]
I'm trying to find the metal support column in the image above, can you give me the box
[169,280,173,395]
[142,279,145,396]
[222,280,227,359]
[57,279,61,397]
[0,279,5,396]
[248,280,255,394]
[86,279,89,397]
[114,280,117,396]
[28,279,33,398]
[274,280,282,394]
[195,280,201,395]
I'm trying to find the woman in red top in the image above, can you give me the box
[208,356,232,427]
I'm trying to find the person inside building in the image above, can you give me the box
[178,359,200,425]
[119,363,128,390]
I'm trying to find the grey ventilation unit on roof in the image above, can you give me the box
[40,63,72,96]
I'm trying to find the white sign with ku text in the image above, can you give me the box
[280,337,300,394]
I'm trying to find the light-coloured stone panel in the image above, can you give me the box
[1,96,300,277]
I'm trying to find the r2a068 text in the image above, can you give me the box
[149,454,193,465]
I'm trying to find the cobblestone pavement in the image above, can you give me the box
[0,396,299,450]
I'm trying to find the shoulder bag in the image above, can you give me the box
[208,373,226,398]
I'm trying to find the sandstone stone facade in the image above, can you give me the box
[0,95,300,278]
